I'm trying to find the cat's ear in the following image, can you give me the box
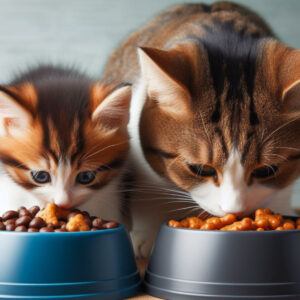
[279,48,300,115]
[138,47,191,117]
[0,86,35,138]
[282,80,300,114]
[91,84,131,131]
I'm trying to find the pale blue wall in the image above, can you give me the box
[0,0,299,82]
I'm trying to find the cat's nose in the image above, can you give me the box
[220,199,246,215]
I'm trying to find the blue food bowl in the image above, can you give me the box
[0,225,141,299]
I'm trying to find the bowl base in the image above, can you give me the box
[145,282,300,300]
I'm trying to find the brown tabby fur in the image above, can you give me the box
[103,1,300,192]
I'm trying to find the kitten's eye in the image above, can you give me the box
[31,171,51,184]
[252,165,278,179]
[76,171,96,185]
[188,164,217,177]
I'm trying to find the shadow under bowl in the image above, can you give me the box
[145,223,300,300]
[0,225,141,299]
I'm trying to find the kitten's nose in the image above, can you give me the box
[53,192,72,209]
[55,202,73,209]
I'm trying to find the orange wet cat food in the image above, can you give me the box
[168,208,300,231]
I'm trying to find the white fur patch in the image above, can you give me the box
[0,160,124,223]
[128,80,169,185]
[190,151,278,216]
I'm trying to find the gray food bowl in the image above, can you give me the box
[144,223,300,299]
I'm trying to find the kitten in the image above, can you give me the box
[0,65,131,222]
[103,2,300,257]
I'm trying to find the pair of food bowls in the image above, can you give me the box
[145,222,300,300]
[2,211,300,300]
[0,226,141,299]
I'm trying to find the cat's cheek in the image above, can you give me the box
[68,187,92,207]
[189,182,226,217]
[30,186,51,203]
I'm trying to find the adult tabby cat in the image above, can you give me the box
[102,2,300,257]
[0,65,131,221]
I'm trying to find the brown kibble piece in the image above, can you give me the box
[0,221,5,231]
[19,207,31,217]
[15,225,27,232]
[40,227,54,232]
[92,218,104,229]
[102,221,119,229]
[54,228,67,232]
[29,217,47,229]
[29,206,40,217]
[4,219,16,226]
[16,216,32,227]
[6,224,15,231]
[2,210,18,221]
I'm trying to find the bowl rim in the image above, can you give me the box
[0,224,124,236]
[163,222,300,235]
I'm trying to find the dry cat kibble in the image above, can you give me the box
[168,208,300,231]
[0,203,119,232]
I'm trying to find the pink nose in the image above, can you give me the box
[53,199,73,209]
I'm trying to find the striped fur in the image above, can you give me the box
[103,2,300,257]
[0,65,131,219]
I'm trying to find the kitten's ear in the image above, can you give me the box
[0,86,34,138]
[91,84,131,131]
[138,47,191,116]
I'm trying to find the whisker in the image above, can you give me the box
[81,141,127,161]
[199,111,212,145]
[273,146,300,152]
[168,205,200,213]
[262,116,300,145]
[266,153,289,162]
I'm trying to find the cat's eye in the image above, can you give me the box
[251,165,278,179]
[31,171,51,184]
[188,164,217,177]
[76,171,96,185]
